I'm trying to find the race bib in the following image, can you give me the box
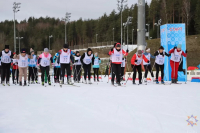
[137,59,142,64]
[86,59,91,64]
[3,56,10,63]
[94,59,99,65]
[158,58,164,64]
[174,55,179,61]
[21,60,26,67]
[63,56,69,63]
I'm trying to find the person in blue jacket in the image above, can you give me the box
[143,48,155,82]
[28,49,38,84]
[92,52,101,82]
[53,52,61,83]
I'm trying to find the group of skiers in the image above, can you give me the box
[0,42,187,86]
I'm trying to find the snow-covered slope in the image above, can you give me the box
[0,78,199,133]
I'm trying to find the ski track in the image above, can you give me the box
[0,77,200,133]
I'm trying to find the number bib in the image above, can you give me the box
[94,58,99,65]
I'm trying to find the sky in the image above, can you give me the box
[0,0,151,22]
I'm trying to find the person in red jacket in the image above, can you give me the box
[131,50,149,84]
[11,52,19,84]
[169,44,187,83]
[108,43,128,86]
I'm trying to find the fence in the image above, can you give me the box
[69,41,115,50]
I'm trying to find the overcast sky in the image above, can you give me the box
[0,0,151,22]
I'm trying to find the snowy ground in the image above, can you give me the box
[0,77,200,133]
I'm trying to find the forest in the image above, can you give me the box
[0,0,200,53]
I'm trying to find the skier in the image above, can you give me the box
[108,43,128,86]
[154,46,170,84]
[57,44,73,85]
[38,48,53,86]
[120,57,126,81]
[169,44,187,83]
[28,49,38,84]
[73,51,82,83]
[80,48,93,84]
[53,52,60,83]
[13,48,31,86]
[143,48,155,83]
[0,57,1,82]
[0,45,14,85]
[92,52,101,82]
[131,50,149,84]
[11,55,19,84]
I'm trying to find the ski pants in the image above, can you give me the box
[132,65,142,82]
[83,64,91,80]
[54,67,60,82]
[1,63,11,83]
[73,65,81,81]
[40,66,50,82]
[28,67,38,82]
[111,64,121,83]
[170,60,179,80]
[144,64,154,78]
[60,64,71,80]
[93,68,99,81]
[121,67,125,78]
[12,69,19,83]
[19,67,28,82]
[155,63,164,80]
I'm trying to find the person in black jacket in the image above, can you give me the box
[0,45,14,85]
[154,46,170,84]
[73,51,82,83]
[80,48,93,84]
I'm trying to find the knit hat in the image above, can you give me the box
[87,48,92,52]
[115,43,121,48]
[44,48,49,52]
[21,48,26,53]
[138,50,142,54]
[30,49,34,54]
[63,44,68,48]
[5,45,9,49]
[177,44,182,49]
[146,48,150,52]
[159,46,164,50]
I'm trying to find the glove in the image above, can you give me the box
[126,49,129,53]
[185,50,187,53]
[174,46,177,50]
[147,61,150,63]
[135,60,138,62]
[111,48,113,52]
[98,58,100,60]
[162,54,165,57]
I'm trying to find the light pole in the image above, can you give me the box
[132,29,134,44]
[62,12,71,44]
[13,2,21,52]
[123,22,126,45]
[146,24,150,40]
[154,19,162,38]
[49,35,53,50]
[96,34,98,43]
[126,16,133,46]
[16,36,23,53]
[117,0,128,45]
[112,28,115,42]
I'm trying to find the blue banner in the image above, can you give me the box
[160,24,187,81]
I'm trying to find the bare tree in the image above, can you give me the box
[183,0,191,35]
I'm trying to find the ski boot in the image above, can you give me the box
[31,81,34,84]
[2,81,5,86]
[19,81,22,86]
[67,77,73,85]
[133,80,136,85]
[28,81,30,84]
[35,80,38,84]
[24,81,27,86]
[174,79,177,84]
[42,82,45,86]
[139,81,142,84]
[144,78,147,83]
[84,79,87,84]
[171,79,175,83]
[117,82,121,86]
[161,80,165,84]
[6,82,10,86]
[88,80,92,84]
[48,82,51,86]
[156,79,159,84]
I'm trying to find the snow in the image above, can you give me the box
[0,77,200,133]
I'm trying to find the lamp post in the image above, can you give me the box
[154,19,162,38]
[16,36,23,53]
[49,35,53,50]
[13,2,21,52]
[112,28,115,42]
[123,22,126,45]
[126,16,133,46]
[62,12,71,44]
[146,24,150,40]
[117,0,128,45]
[96,34,98,43]
[132,29,134,44]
